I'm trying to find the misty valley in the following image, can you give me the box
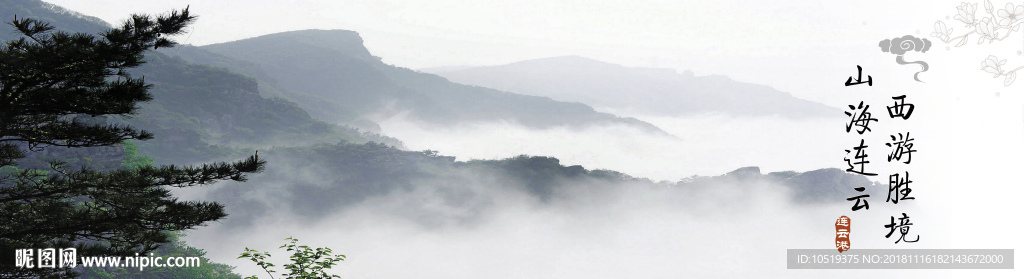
[0,1,939,278]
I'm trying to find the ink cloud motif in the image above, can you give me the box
[879,35,932,55]
[878,35,931,82]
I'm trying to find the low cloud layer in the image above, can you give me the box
[183,165,951,278]
[172,113,969,278]
[378,113,847,181]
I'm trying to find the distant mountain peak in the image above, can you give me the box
[499,55,624,71]
[435,56,839,118]
[261,29,364,40]
[0,0,111,41]
[191,28,667,134]
[203,29,376,62]
[36,1,109,25]
[518,55,609,64]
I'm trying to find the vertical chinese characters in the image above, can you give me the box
[839,65,922,246]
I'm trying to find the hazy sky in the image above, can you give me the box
[45,0,959,108]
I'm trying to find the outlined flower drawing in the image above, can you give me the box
[997,3,1023,26]
[932,1,1024,86]
[982,55,1017,84]
[879,35,931,82]
[956,3,978,25]
[982,55,1005,76]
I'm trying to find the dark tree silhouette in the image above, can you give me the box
[0,8,265,278]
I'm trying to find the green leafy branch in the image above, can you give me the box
[238,237,346,279]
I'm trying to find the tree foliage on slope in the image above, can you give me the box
[78,232,242,279]
[0,0,109,41]
[0,8,264,278]
[121,52,403,165]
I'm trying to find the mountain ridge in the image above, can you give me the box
[190,29,668,134]
[433,55,840,118]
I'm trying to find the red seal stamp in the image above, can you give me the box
[836,216,851,253]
